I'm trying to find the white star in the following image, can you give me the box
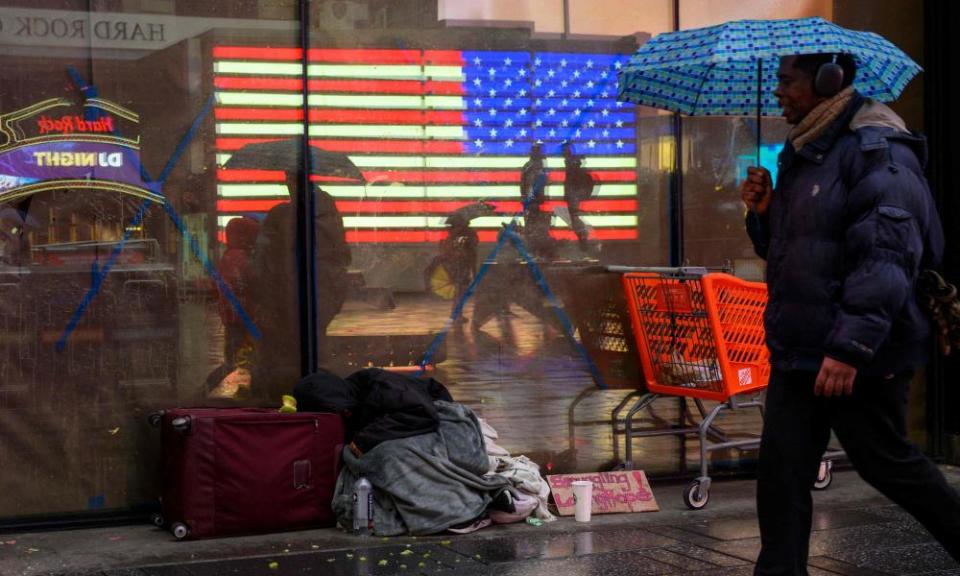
[488,108,497,116]
[548,89,556,97]
[561,80,568,88]
[587,100,595,107]
[505,79,513,87]
[488,67,496,76]
[475,138,484,147]
[519,108,528,116]
[519,129,528,137]
[601,91,608,98]
[561,99,568,107]
[615,119,622,127]
[518,89,527,97]
[574,90,581,98]
[488,89,497,97]
[473,56,482,66]
[615,61,623,69]
[588,120,596,127]
[561,59,567,67]
[616,140,624,149]
[504,57,512,66]
[505,98,513,106]
[586,59,594,68]
[561,119,569,127]
[505,118,514,127]
[615,101,624,107]
[535,119,544,127]
[602,129,609,137]
[474,98,482,106]
[535,79,542,87]
[518,68,527,77]
[535,57,542,66]
[588,140,596,148]
[548,108,556,116]
[505,139,514,147]
[490,128,498,138]
[473,78,482,86]
[575,129,582,137]
[548,69,556,77]
[536,98,543,106]
[587,81,595,88]
[549,129,557,137]
[604,110,612,118]
[601,71,608,79]
[474,118,483,127]
[573,70,581,78]
[574,108,582,116]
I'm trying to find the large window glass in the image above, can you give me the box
[0,0,929,522]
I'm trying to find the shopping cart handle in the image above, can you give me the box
[605,265,711,276]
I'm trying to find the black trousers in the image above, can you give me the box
[754,369,960,575]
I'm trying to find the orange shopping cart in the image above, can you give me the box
[619,268,838,509]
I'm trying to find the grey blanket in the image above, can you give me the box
[332,400,509,536]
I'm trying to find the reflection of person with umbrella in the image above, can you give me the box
[223,139,356,400]
[520,143,556,259]
[561,141,595,251]
[425,202,491,322]
[620,17,959,565]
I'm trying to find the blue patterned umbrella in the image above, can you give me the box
[617,17,921,117]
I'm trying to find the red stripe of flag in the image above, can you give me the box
[216,138,464,154]
[217,169,361,183]
[423,50,465,65]
[213,46,426,64]
[219,199,638,214]
[344,229,638,243]
[214,77,463,95]
[359,170,635,184]
[214,108,466,125]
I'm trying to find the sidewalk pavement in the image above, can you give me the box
[2,467,958,576]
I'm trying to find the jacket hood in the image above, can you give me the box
[849,99,907,132]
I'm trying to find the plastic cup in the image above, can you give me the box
[572,480,593,522]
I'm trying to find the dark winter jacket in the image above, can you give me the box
[747,92,944,376]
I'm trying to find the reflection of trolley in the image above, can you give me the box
[620,269,837,509]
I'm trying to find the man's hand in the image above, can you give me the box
[815,357,857,397]
[740,166,773,215]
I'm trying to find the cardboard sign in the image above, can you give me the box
[547,470,659,516]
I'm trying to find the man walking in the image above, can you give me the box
[740,53,960,574]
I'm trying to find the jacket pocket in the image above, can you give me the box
[876,205,918,270]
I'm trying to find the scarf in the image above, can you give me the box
[788,86,855,151]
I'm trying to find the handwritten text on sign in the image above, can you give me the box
[547,471,659,515]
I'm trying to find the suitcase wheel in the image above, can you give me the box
[150,513,165,527]
[172,522,190,540]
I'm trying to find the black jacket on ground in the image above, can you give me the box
[746,93,944,376]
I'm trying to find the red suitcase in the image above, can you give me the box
[154,408,343,540]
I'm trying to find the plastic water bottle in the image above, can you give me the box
[352,477,373,536]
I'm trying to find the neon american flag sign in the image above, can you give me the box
[213,46,639,243]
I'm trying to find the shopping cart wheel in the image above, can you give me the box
[171,522,190,540]
[683,480,710,510]
[813,460,833,490]
[150,513,165,528]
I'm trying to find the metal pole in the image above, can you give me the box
[670,0,683,266]
[563,0,571,38]
[757,58,762,167]
[297,0,319,376]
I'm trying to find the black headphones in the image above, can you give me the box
[814,54,845,97]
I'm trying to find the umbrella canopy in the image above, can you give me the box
[617,16,921,117]
[222,138,365,183]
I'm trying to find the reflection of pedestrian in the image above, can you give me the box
[741,53,960,570]
[249,172,352,401]
[520,143,556,259]
[561,142,594,251]
[425,213,478,322]
[217,216,260,365]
